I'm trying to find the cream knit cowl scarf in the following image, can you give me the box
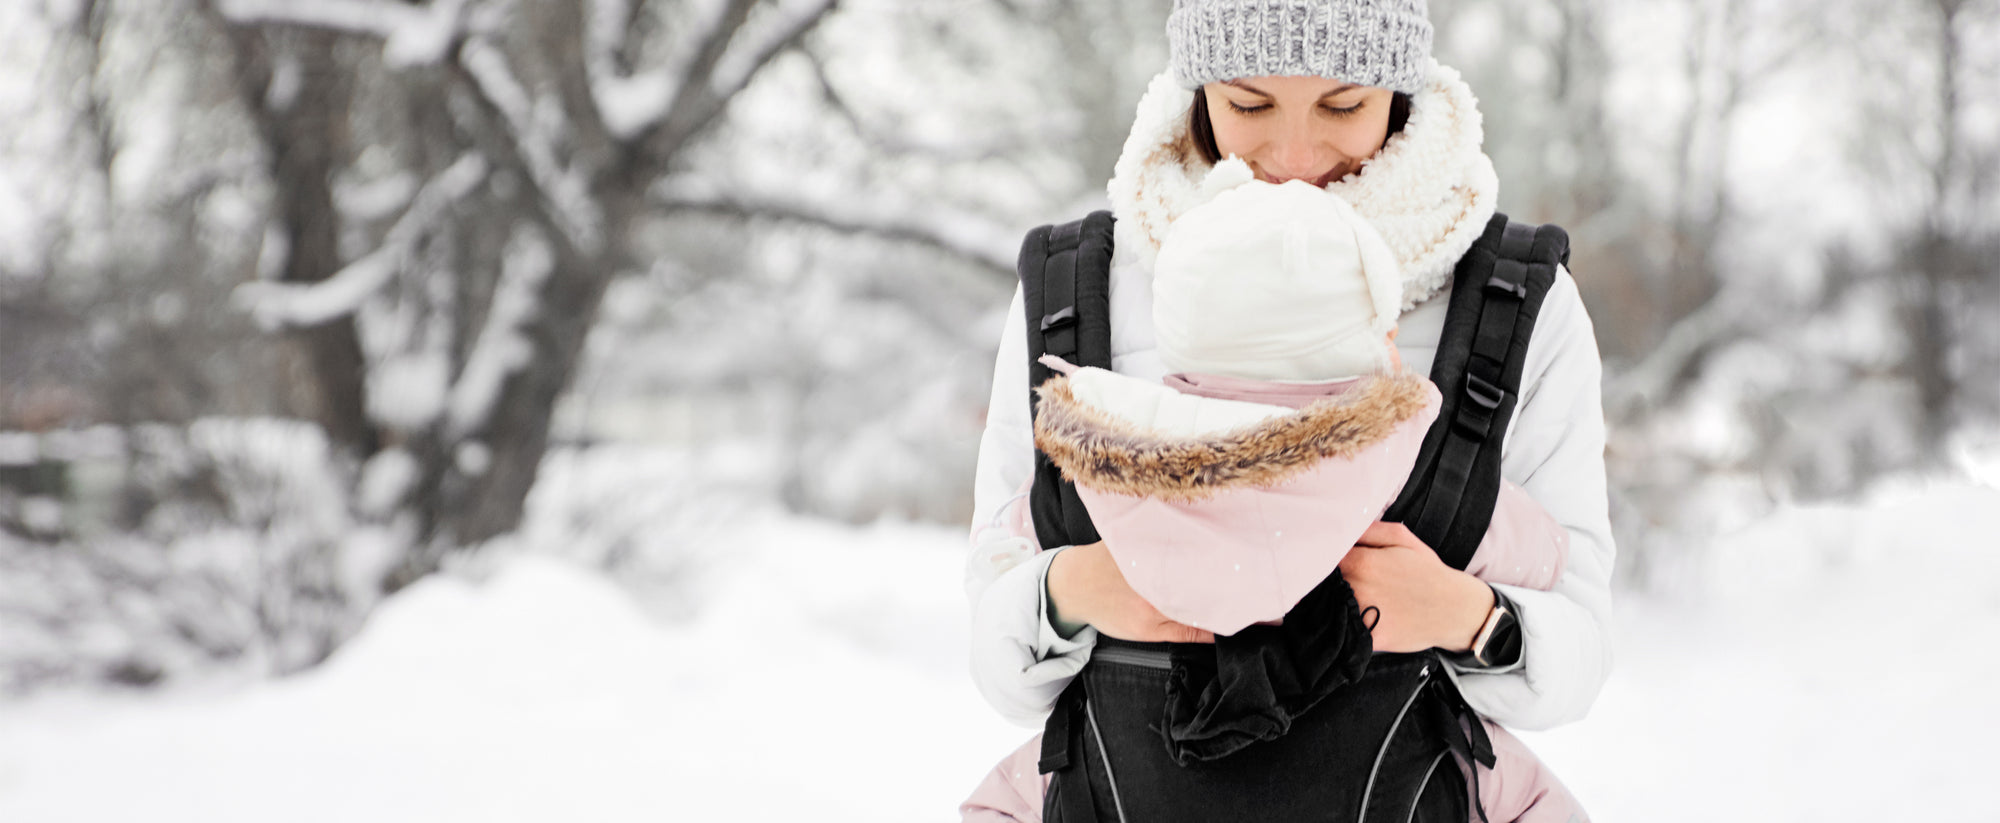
[1106,60,1499,313]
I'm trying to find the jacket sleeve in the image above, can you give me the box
[1442,266,1617,731]
[1463,480,1570,592]
[966,285,1099,727]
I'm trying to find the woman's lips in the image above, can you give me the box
[1260,168,1344,187]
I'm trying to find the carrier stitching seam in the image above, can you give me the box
[1357,665,1431,823]
[1083,683,1130,823]
[1403,750,1453,823]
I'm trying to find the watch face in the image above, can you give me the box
[1483,609,1522,666]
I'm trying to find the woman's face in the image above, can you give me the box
[1202,76,1395,186]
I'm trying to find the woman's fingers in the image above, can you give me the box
[1355,519,1422,549]
[1049,541,1215,644]
[1102,604,1215,644]
[1153,621,1217,645]
[1341,540,1492,653]
[1091,568,1215,643]
[1119,599,1216,644]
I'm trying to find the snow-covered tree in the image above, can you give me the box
[2,0,1170,686]
[199,0,875,589]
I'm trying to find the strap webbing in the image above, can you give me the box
[1039,679,1102,822]
[1384,213,1566,570]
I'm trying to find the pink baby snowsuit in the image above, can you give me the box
[960,367,1585,823]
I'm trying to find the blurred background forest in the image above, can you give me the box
[0,0,1996,702]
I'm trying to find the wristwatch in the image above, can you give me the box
[1458,585,1522,669]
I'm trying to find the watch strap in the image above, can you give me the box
[1449,585,1523,670]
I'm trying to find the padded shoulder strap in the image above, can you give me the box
[1383,213,1569,570]
[1020,211,1116,550]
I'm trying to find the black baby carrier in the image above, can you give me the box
[1018,211,1569,822]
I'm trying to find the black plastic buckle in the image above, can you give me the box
[1042,307,1079,359]
[1040,306,1077,332]
[1464,373,1504,410]
[1484,270,1528,300]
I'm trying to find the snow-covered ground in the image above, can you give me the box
[2,477,1998,821]
[1523,476,2000,821]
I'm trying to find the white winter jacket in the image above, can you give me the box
[964,62,1615,733]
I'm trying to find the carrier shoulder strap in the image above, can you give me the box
[1019,210,1117,551]
[1382,213,1569,571]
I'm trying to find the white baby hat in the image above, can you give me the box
[1152,158,1404,382]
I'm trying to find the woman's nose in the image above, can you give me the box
[1266,122,1325,181]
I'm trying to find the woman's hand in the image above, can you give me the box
[1339,522,1494,653]
[1047,542,1216,644]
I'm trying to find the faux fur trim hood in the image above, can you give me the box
[1031,371,1434,503]
[1105,60,1499,312]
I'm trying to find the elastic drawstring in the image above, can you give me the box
[1436,678,1497,823]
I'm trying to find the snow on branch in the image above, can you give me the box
[625,0,755,150]
[585,0,677,139]
[643,0,835,152]
[680,0,762,92]
[215,0,467,67]
[706,0,838,101]
[655,182,1016,276]
[593,70,679,142]
[585,0,635,66]
[459,37,606,254]
[590,0,827,143]
[446,226,555,440]
[236,154,490,330]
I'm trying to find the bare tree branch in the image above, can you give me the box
[234,153,490,330]
[802,48,1023,162]
[456,36,606,254]
[1603,289,1748,420]
[655,187,1015,278]
[707,0,838,103]
[647,0,838,162]
[527,0,618,172]
[588,0,650,75]
[647,0,758,149]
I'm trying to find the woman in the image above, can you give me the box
[964,0,1614,813]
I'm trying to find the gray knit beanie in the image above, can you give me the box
[1167,0,1433,94]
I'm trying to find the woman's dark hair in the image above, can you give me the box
[1187,90,1413,167]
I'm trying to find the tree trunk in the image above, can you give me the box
[225,26,379,459]
[452,247,614,546]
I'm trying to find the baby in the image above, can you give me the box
[962,160,1584,822]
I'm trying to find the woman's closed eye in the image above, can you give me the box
[1224,100,1366,118]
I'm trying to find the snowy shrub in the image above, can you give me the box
[0,420,374,692]
[0,423,750,693]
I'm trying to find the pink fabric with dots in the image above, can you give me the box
[1073,373,1432,635]
[961,371,1582,822]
